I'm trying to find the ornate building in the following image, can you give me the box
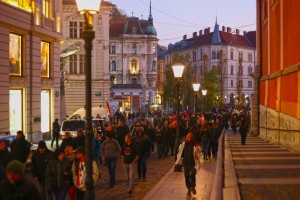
[61,0,113,116]
[0,0,62,142]
[257,0,300,152]
[109,3,158,112]
[165,20,256,107]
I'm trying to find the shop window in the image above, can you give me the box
[125,96,131,110]
[41,41,50,78]
[9,90,23,134]
[41,90,50,133]
[9,34,22,76]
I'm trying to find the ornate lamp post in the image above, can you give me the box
[192,83,200,114]
[172,63,185,172]
[201,89,207,111]
[74,0,102,198]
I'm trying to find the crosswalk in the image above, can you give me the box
[226,133,300,200]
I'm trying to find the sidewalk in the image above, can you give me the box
[144,156,217,200]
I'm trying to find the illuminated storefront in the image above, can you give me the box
[9,90,23,135]
[41,90,50,133]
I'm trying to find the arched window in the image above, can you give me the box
[130,57,139,74]
[111,60,116,71]
[132,78,137,84]
[231,65,234,75]
[230,51,234,60]
[192,52,197,61]
[152,61,156,71]
[212,51,216,59]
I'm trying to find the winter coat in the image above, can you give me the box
[175,141,202,172]
[73,136,85,149]
[60,138,74,150]
[11,136,31,163]
[31,149,54,182]
[45,159,71,190]
[0,148,13,168]
[134,134,151,156]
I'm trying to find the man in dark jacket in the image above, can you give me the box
[73,128,85,149]
[31,140,54,200]
[0,139,13,169]
[11,130,30,170]
[60,131,74,151]
[134,127,151,181]
[116,120,130,146]
[239,114,249,145]
[51,118,60,148]
[0,160,41,200]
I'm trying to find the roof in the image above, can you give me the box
[245,31,256,48]
[63,0,114,7]
[112,84,142,89]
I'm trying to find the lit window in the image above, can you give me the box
[41,41,50,78]
[152,61,156,71]
[9,90,23,134]
[43,0,51,18]
[9,33,22,76]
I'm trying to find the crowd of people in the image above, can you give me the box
[0,107,250,199]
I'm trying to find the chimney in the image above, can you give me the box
[207,27,210,33]
[227,27,232,33]
[199,30,203,36]
[236,29,240,35]
[183,35,187,40]
[243,31,247,35]
[222,26,226,32]
[193,32,197,38]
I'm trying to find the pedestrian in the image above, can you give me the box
[11,130,31,170]
[134,127,151,182]
[175,133,202,196]
[230,113,237,134]
[169,122,176,156]
[161,122,171,157]
[92,133,101,166]
[46,148,71,200]
[0,139,13,169]
[51,118,60,148]
[72,147,100,200]
[238,114,249,145]
[73,128,85,149]
[155,125,163,159]
[0,160,40,199]
[101,132,121,188]
[145,123,156,155]
[200,122,211,160]
[116,119,130,146]
[121,134,139,196]
[64,146,76,200]
[60,131,74,151]
[31,140,54,200]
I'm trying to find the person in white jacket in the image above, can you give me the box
[175,133,202,196]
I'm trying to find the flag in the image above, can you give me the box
[106,101,111,116]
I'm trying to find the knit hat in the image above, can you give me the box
[38,140,47,149]
[6,160,24,175]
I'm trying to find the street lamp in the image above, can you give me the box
[172,63,185,172]
[201,89,207,111]
[192,83,200,114]
[75,0,101,199]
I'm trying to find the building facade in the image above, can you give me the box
[156,45,168,105]
[0,0,62,142]
[109,4,158,112]
[165,21,256,107]
[61,0,113,116]
[258,0,300,152]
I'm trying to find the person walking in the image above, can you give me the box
[121,134,139,196]
[116,120,130,146]
[31,141,54,200]
[238,114,250,145]
[60,131,74,151]
[51,118,60,148]
[145,123,156,155]
[11,130,31,170]
[0,139,13,169]
[200,122,211,160]
[64,146,76,200]
[101,132,121,188]
[0,160,41,200]
[134,127,151,182]
[175,133,202,196]
[46,148,71,200]
[73,129,85,149]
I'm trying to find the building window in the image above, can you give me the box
[212,51,216,59]
[130,57,139,74]
[110,45,116,54]
[152,61,156,71]
[248,66,253,75]
[69,55,77,74]
[9,33,22,76]
[124,96,131,110]
[3,0,32,11]
[43,0,51,18]
[248,81,253,88]
[217,51,220,59]
[9,89,23,134]
[152,45,156,54]
[231,65,234,75]
[230,51,234,60]
[79,55,85,74]
[41,41,50,78]
[231,80,233,87]
[192,52,197,61]
[41,90,50,133]
[69,21,84,38]
[237,80,243,88]
[132,44,137,54]
[132,78,137,84]
[248,53,253,62]
[200,51,203,61]
[111,60,117,71]
[238,52,243,62]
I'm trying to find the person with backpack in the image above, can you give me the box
[101,132,121,188]
[72,147,100,200]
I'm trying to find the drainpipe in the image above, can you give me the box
[258,0,262,136]
[29,12,34,142]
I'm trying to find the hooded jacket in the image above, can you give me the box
[31,149,54,182]
[11,136,30,163]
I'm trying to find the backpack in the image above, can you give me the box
[74,160,101,184]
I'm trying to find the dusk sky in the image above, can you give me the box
[110,0,256,46]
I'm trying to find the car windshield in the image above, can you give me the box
[62,121,85,131]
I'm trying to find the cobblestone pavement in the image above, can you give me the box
[94,155,175,200]
[227,133,300,200]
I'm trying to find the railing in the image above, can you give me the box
[210,128,225,200]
